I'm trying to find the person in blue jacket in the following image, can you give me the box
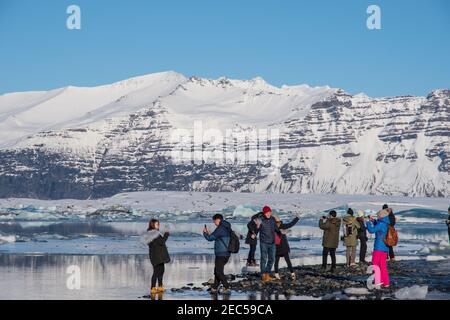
[203,214,231,294]
[366,209,390,288]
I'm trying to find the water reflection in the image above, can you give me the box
[0,253,244,300]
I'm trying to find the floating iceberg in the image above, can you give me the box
[395,285,428,300]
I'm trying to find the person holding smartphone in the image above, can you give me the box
[203,214,232,295]
[319,210,341,273]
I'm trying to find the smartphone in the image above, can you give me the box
[204,224,207,229]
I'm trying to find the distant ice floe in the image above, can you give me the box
[0,234,16,244]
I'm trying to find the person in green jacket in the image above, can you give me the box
[342,208,361,267]
[319,210,341,273]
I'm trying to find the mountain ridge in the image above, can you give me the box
[0,72,448,199]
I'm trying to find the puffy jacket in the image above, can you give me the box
[204,220,231,257]
[319,217,341,249]
[256,214,280,244]
[141,230,170,266]
[367,216,390,252]
[342,215,361,247]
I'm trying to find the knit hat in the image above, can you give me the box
[357,210,365,218]
[347,208,354,216]
[262,206,272,214]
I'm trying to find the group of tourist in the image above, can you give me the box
[141,205,450,296]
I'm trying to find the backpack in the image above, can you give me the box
[344,224,353,237]
[383,225,398,247]
[220,230,240,254]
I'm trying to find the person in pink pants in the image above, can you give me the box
[366,208,391,288]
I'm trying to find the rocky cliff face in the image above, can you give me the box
[0,72,448,199]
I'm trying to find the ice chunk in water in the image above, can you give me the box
[395,285,428,300]
[232,204,260,218]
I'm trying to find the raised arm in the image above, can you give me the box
[319,219,329,230]
[366,221,382,234]
[280,217,300,230]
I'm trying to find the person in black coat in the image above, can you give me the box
[245,212,261,266]
[274,216,300,280]
[356,210,368,264]
[141,219,170,295]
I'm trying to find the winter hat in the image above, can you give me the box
[357,210,365,218]
[347,208,354,216]
[262,206,272,214]
[377,209,389,219]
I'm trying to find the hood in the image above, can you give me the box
[140,229,162,245]
[343,214,356,224]
[328,217,341,225]
[220,220,232,231]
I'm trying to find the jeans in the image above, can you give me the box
[247,244,257,263]
[359,238,367,263]
[372,250,389,286]
[274,254,293,273]
[322,247,336,269]
[260,242,276,274]
[213,256,230,289]
[151,263,165,288]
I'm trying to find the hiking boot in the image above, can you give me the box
[150,287,158,295]
[157,286,165,293]
[350,263,357,267]
[266,274,275,281]
[274,273,281,280]
[290,273,296,280]
[221,288,231,295]
[262,273,274,282]
[210,287,218,294]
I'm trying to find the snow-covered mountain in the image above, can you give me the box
[0,71,448,199]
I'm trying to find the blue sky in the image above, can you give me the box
[0,0,449,97]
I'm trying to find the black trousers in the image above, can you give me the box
[322,247,336,269]
[247,244,257,263]
[388,246,395,260]
[213,256,230,289]
[359,239,367,263]
[151,263,165,288]
[274,254,293,273]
